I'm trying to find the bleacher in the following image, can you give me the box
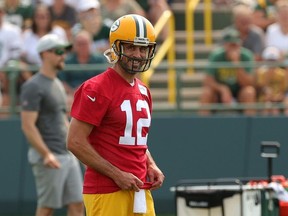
[149,0,234,112]
[2,1,285,116]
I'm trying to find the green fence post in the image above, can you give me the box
[6,60,20,117]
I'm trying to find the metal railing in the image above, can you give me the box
[0,63,109,117]
[203,0,213,45]
[2,60,288,117]
[163,60,288,115]
[185,0,213,73]
[141,9,176,104]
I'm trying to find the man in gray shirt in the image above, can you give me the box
[20,34,84,216]
[223,4,266,61]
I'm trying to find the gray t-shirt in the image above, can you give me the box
[242,25,266,56]
[223,25,266,56]
[21,73,68,162]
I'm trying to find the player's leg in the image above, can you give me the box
[63,154,84,216]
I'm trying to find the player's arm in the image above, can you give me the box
[20,111,60,168]
[146,150,165,190]
[67,117,143,191]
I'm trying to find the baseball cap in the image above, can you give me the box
[77,0,100,12]
[222,29,241,44]
[262,46,281,60]
[36,34,72,53]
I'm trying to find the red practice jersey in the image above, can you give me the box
[71,68,152,194]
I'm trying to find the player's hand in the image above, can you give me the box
[43,152,61,169]
[146,165,165,190]
[113,171,143,192]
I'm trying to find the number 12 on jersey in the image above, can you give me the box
[119,100,151,146]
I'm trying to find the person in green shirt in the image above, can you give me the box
[199,29,257,115]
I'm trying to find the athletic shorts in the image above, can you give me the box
[83,190,155,216]
[31,153,83,208]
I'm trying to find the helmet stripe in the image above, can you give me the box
[132,15,147,38]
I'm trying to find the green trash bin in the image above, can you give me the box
[261,190,279,216]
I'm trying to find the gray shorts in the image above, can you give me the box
[31,153,83,209]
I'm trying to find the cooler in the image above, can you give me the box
[171,178,278,216]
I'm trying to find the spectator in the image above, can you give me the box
[39,0,90,12]
[253,0,278,31]
[20,34,84,216]
[100,0,146,24]
[232,0,256,8]
[213,0,232,6]
[72,0,110,53]
[0,1,23,107]
[146,0,170,23]
[224,4,265,61]
[4,0,34,30]
[21,4,68,66]
[256,46,288,115]
[58,30,106,109]
[199,29,256,115]
[266,0,288,58]
[48,0,77,41]
[136,0,171,40]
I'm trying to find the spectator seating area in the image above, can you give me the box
[2,0,288,117]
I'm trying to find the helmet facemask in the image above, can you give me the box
[112,40,156,74]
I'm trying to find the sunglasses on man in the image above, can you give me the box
[48,48,66,56]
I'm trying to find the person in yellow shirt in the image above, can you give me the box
[256,46,288,115]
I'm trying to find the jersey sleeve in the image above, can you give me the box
[20,82,42,111]
[70,82,110,126]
